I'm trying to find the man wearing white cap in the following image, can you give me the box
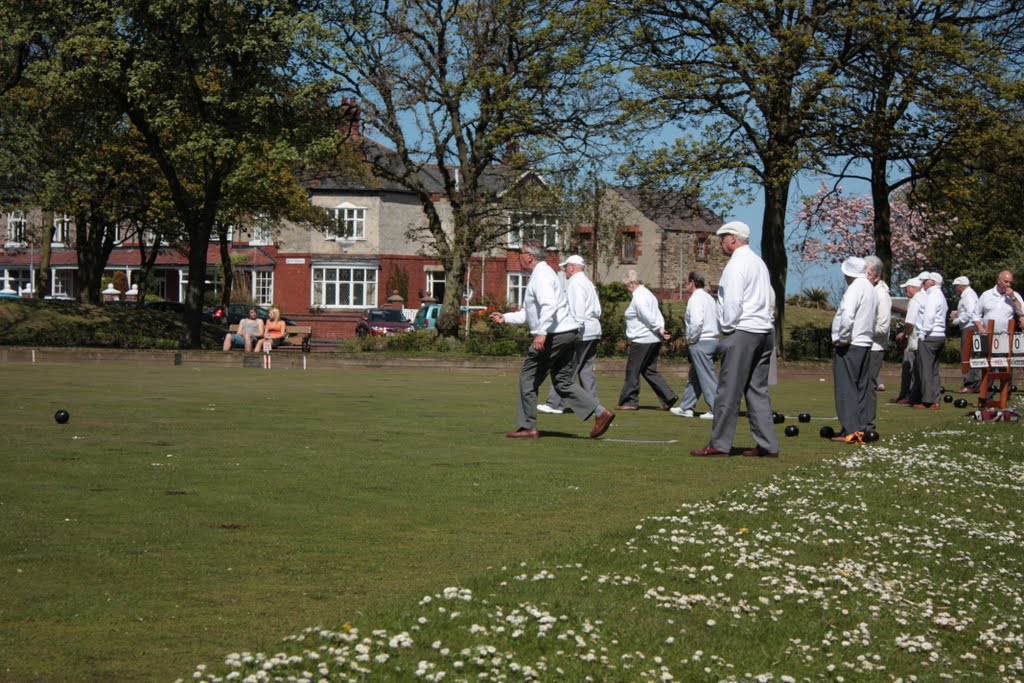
[489,240,616,439]
[830,256,878,439]
[690,221,779,458]
[949,275,980,393]
[538,254,603,413]
[893,277,926,404]
[913,271,948,409]
[670,270,719,419]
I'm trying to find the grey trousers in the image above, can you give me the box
[680,338,718,412]
[916,336,946,405]
[710,330,779,454]
[834,344,872,435]
[866,349,884,430]
[544,338,600,408]
[516,330,597,429]
[897,346,918,402]
[961,328,982,389]
[617,341,678,408]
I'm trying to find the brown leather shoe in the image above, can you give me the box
[589,410,615,438]
[506,428,540,439]
[895,399,911,405]
[616,404,638,411]
[742,446,779,458]
[660,400,677,411]
[912,403,940,410]
[690,445,728,457]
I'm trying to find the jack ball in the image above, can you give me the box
[772,412,785,424]
[943,394,953,403]
[54,409,70,424]
[863,430,880,442]
[819,425,836,439]
[798,412,811,423]
[954,398,968,408]
[784,425,799,437]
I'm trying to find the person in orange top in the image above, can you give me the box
[257,308,287,351]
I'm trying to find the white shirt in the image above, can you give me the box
[685,287,719,344]
[831,276,877,347]
[872,280,892,351]
[624,284,665,344]
[917,284,948,339]
[953,286,979,327]
[502,261,578,335]
[717,244,773,334]
[565,271,602,341]
[973,286,1024,333]
[905,291,926,351]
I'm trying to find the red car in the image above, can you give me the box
[355,308,413,337]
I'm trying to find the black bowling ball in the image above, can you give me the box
[54,409,70,424]
[863,430,880,442]
[772,412,785,424]
[784,425,799,437]
[798,412,811,423]
[943,394,953,403]
[819,425,836,439]
[954,398,968,408]
[939,385,946,393]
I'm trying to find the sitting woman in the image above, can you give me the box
[223,307,264,352]
[256,308,287,352]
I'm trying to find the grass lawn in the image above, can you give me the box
[0,360,999,681]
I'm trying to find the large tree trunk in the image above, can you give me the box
[761,179,790,355]
[181,232,210,348]
[870,156,893,279]
[75,210,116,304]
[438,249,468,337]
[35,211,53,299]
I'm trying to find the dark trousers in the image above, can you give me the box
[711,330,779,453]
[516,330,597,429]
[834,344,872,435]
[617,341,678,408]
[866,349,884,430]
[916,336,946,405]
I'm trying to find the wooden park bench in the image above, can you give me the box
[229,324,313,353]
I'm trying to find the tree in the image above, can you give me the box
[321,0,623,335]
[792,183,953,286]
[617,0,863,344]
[815,0,1016,278]
[65,0,338,345]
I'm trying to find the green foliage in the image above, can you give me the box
[786,287,833,310]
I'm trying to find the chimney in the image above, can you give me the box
[339,97,361,141]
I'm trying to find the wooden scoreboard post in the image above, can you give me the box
[974,319,1018,410]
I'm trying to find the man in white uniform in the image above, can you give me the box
[690,221,779,458]
[864,255,891,431]
[830,256,878,439]
[489,241,615,439]
[671,271,719,419]
[538,254,603,413]
[949,275,980,393]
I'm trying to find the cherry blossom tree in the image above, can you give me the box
[792,183,953,285]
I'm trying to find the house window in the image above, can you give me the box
[51,270,73,297]
[6,211,27,244]
[2,268,31,292]
[620,232,637,263]
[328,204,366,240]
[253,270,274,305]
[250,223,273,246]
[312,266,377,307]
[507,272,528,308]
[508,211,559,249]
[52,214,73,245]
[426,271,446,302]
[211,224,234,242]
[695,236,708,262]
[179,268,221,301]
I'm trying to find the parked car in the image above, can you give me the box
[413,303,442,330]
[206,303,298,327]
[355,308,414,337]
[413,303,488,331]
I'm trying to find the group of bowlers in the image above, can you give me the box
[491,221,781,458]
[490,225,1023,454]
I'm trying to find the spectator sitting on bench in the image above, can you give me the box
[256,307,286,352]
[223,307,264,352]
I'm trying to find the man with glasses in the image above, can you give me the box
[691,222,779,458]
[489,240,616,439]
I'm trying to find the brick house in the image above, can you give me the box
[2,165,726,338]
